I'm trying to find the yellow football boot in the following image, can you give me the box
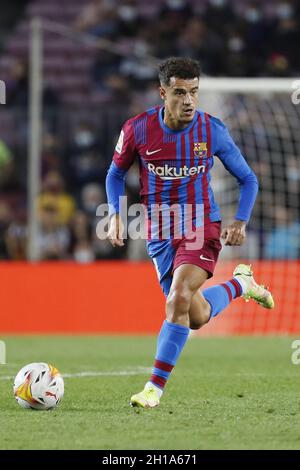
[233,264,275,309]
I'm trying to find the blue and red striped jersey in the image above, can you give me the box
[107,105,258,238]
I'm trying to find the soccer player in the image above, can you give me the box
[105,57,274,408]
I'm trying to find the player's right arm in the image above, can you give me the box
[105,120,137,247]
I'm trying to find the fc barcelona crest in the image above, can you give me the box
[194,142,207,158]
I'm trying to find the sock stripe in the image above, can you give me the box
[229,278,242,297]
[150,320,189,391]
[221,282,233,301]
[150,374,166,388]
[154,359,174,372]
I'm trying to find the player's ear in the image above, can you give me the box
[159,86,166,101]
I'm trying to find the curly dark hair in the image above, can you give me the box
[158,57,201,86]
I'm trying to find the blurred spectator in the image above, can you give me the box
[177,18,225,75]
[74,0,119,38]
[80,183,105,218]
[286,157,300,196]
[269,1,300,72]
[264,206,300,259]
[0,139,14,188]
[70,210,95,263]
[0,202,12,259]
[264,53,291,76]
[119,29,157,89]
[117,0,142,37]
[93,212,127,260]
[38,171,76,225]
[5,210,27,260]
[159,0,192,25]
[92,231,127,260]
[5,59,60,137]
[127,93,148,116]
[92,50,122,88]
[36,204,70,260]
[5,59,28,108]
[225,31,248,76]
[65,122,105,193]
[0,139,22,198]
[6,59,60,111]
[127,237,148,260]
[41,133,62,177]
[203,0,237,37]
[102,74,131,105]
[154,0,191,57]
[241,1,272,76]
[142,82,160,108]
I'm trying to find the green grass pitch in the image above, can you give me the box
[1,335,300,450]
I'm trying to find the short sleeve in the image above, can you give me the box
[113,120,137,171]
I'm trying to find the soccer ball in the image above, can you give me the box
[13,362,64,410]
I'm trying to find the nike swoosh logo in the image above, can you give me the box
[146,149,162,155]
[200,254,214,262]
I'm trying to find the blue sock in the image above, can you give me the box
[203,278,243,319]
[150,320,189,390]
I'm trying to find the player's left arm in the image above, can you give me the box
[215,121,259,246]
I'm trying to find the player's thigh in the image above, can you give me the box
[170,263,208,296]
[166,264,208,323]
[147,240,175,296]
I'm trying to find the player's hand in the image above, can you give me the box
[221,220,246,246]
[107,214,125,247]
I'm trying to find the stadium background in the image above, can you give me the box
[0,0,299,336]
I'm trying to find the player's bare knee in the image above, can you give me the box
[166,286,192,322]
[167,287,191,312]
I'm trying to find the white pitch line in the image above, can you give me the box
[63,368,152,378]
[0,367,152,381]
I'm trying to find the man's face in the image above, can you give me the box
[159,77,199,124]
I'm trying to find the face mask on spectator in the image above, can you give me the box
[244,8,261,23]
[46,183,61,194]
[118,6,138,21]
[166,0,186,9]
[74,248,94,263]
[75,131,94,147]
[287,168,300,181]
[228,36,244,52]
[209,0,226,7]
[277,3,293,19]
[83,201,100,213]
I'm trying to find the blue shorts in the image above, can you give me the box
[147,222,222,297]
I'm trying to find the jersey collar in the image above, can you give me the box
[158,106,198,135]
